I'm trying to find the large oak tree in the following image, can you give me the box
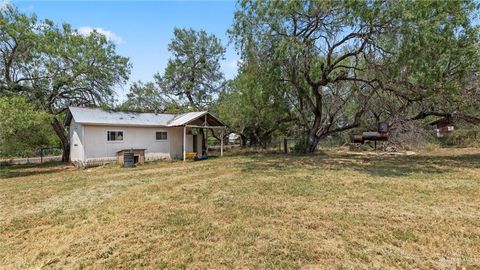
[0,5,131,161]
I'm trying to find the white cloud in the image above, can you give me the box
[77,26,124,45]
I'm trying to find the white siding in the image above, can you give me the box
[185,134,193,152]
[196,133,203,154]
[69,120,85,162]
[167,128,204,158]
[169,127,184,159]
[71,124,204,162]
[83,125,172,160]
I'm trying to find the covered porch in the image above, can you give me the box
[169,111,227,160]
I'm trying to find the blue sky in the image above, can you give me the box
[10,0,239,101]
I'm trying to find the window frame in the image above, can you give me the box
[106,130,124,142]
[155,130,168,141]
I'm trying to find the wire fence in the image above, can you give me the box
[0,147,62,166]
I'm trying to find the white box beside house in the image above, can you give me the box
[65,107,226,165]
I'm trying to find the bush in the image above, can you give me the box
[0,97,58,157]
[388,120,429,149]
[439,125,480,147]
[292,137,307,153]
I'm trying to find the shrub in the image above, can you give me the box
[0,97,58,157]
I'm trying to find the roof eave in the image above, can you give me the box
[169,111,227,127]
[75,122,171,127]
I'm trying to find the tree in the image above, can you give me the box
[217,63,293,148]
[372,0,480,124]
[118,81,170,113]
[230,0,479,152]
[0,96,58,157]
[0,5,40,94]
[156,27,226,110]
[0,5,131,161]
[40,23,130,162]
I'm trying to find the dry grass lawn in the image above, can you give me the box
[0,148,479,269]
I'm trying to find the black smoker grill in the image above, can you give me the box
[351,122,389,149]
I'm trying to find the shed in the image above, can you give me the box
[116,149,145,165]
[430,117,454,137]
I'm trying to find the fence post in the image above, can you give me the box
[284,138,288,153]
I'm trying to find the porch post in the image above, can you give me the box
[183,126,186,161]
[220,128,224,157]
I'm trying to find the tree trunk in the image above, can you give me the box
[252,130,267,149]
[248,135,257,147]
[240,134,247,147]
[51,117,70,162]
[305,132,321,153]
[304,115,322,153]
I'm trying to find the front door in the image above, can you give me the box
[192,135,198,153]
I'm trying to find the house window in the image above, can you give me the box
[156,131,168,141]
[107,131,123,141]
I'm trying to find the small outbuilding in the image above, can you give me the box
[228,133,241,145]
[116,149,145,165]
[430,117,454,137]
[64,107,227,165]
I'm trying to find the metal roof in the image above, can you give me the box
[66,107,225,127]
[167,111,208,126]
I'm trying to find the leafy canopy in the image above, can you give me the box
[156,28,226,110]
[0,96,58,157]
[230,0,480,151]
[0,5,131,160]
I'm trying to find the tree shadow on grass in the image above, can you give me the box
[237,151,480,178]
[0,162,71,179]
[350,153,480,177]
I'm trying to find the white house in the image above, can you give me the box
[65,107,226,165]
